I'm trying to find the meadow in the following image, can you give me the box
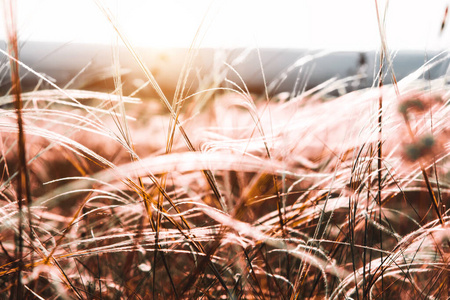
[0,1,449,299]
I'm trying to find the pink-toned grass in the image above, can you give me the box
[0,2,449,299]
[0,63,448,298]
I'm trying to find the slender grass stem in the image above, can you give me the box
[3,1,33,298]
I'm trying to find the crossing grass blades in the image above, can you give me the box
[0,1,449,299]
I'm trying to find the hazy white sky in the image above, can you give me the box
[1,0,450,50]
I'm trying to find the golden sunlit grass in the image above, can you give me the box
[1,1,449,299]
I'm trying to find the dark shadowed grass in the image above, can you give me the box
[0,2,450,299]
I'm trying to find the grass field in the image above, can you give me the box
[0,1,449,299]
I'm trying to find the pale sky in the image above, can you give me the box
[1,0,450,51]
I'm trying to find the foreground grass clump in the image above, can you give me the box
[0,51,449,299]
